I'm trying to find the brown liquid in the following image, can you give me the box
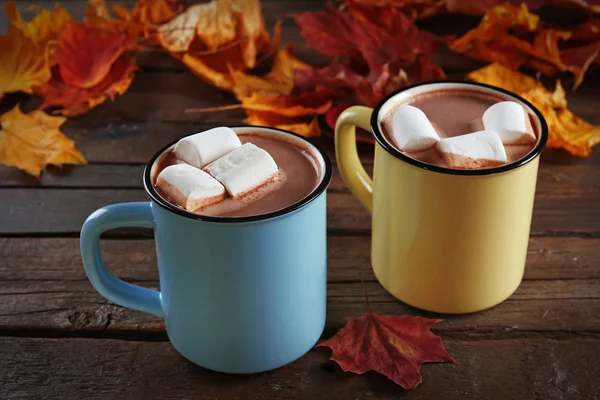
[381,89,539,168]
[153,133,321,217]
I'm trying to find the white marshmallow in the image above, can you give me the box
[391,105,440,152]
[205,143,279,199]
[174,127,242,168]
[436,130,507,169]
[156,164,225,211]
[482,101,536,145]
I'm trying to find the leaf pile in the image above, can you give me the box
[450,3,600,89]
[1,0,600,174]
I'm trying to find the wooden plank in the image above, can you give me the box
[0,236,598,336]
[1,336,599,400]
[1,237,597,282]
[1,185,599,234]
[2,163,598,204]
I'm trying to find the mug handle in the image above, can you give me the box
[80,202,164,318]
[334,106,374,212]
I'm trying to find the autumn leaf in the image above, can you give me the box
[113,0,180,39]
[318,314,454,389]
[294,2,445,107]
[246,114,321,138]
[159,0,270,91]
[468,63,600,156]
[5,0,72,47]
[450,4,600,89]
[0,26,50,98]
[38,20,136,116]
[349,0,600,19]
[230,46,312,98]
[0,106,86,177]
[55,22,133,89]
[40,56,137,117]
[158,0,268,67]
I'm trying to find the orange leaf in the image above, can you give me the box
[40,55,137,117]
[0,26,50,97]
[245,115,321,138]
[55,22,133,89]
[241,92,332,117]
[230,47,311,99]
[113,0,180,39]
[468,63,600,156]
[5,0,72,47]
[318,314,454,389]
[0,106,86,177]
[159,0,268,68]
[182,52,236,91]
[450,3,600,88]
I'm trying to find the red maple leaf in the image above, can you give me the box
[317,314,455,389]
[292,2,446,109]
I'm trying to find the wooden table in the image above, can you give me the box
[1,1,599,399]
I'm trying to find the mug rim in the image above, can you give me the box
[143,126,333,223]
[370,80,549,176]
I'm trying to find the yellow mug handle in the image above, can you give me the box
[334,106,374,212]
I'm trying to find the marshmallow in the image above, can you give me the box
[436,130,507,169]
[391,105,440,152]
[174,127,242,168]
[204,143,279,199]
[482,101,536,145]
[156,164,225,211]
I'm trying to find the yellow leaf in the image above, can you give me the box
[245,115,321,138]
[158,3,205,52]
[468,63,600,157]
[0,106,86,177]
[182,53,235,91]
[230,47,312,99]
[5,0,72,47]
[0,26,50,97]
[159,0,268,68]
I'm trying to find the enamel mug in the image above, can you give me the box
[335,81,548,314]
[80,127,332,373]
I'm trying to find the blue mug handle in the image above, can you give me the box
[80,202,164,318]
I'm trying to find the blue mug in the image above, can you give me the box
[80,126,332,373]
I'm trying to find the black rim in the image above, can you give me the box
[370,80,549,176]
[143,126,333,223]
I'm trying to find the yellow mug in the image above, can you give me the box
[335,81,548,314]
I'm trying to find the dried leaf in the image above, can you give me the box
[0,26,50,97]
[230,47,311,98]
[40,55,137,116]
[293,2,445,108]
[55,22,133,89]
[0,106,86,177]
[318,314,454,389]
[451,3,600,88]
[245,115,321,138]
[351,0,600,18]
[468,63,600,156]
[5,0,72,47]
[159,0,268,69]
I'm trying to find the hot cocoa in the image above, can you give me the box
[381,89,539,169]
[153,132,321,217]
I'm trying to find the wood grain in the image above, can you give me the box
[3,237,597,282]
[1,337,599,400]
[0,237,598,338]
[1,186,598,235]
